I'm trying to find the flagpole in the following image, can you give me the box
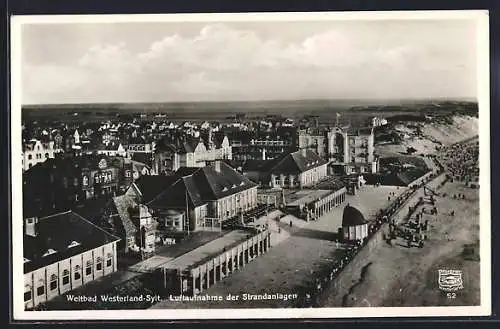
[185,189,190,236]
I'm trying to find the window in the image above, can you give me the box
[62,269,70,285]
[42,249,57,257]
[125,170,131,178]
[94,174,100,184]
[45,153,49,158]
[37,285,44,296]
[85,260,93,275]
[82,176,89,186]
[24,285,32,302]
[106,253,113,267]
[74,265,81,280]
[96,257,102,271]
[73,178,78,186]
[29,163,32,169]
[49,274,58,291]
[68,241,80,248]
[28,154,32,160]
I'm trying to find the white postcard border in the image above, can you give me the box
[10,10,491,320]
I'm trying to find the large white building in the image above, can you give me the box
[260,149,328,188]
[23,211,120,310]
[22,139,60,172]
[327,127,378,174]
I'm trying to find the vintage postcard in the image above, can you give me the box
[10,10,491,320]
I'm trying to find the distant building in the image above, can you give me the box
[22,138,60,172]
[340,204,369,242]
[153,132,231,175]
[371,117,388,127]
[298,128,326,157]
[327,126,378,174]
[96,143,127,157]
[125,137,154,157]
[23,211,120,310]
[228,127,298,161]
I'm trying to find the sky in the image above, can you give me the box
[20,18,479,105]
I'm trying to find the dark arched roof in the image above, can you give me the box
[342,204,367,227]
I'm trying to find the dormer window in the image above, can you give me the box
[42,249,57,257]
[68,241,81,249]
[23,258,30,263]
[222,187,228,192]
[240,182,245,186]
[232,184,236,189]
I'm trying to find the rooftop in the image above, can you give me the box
[262,149,328,174]
[161,230,250,271]
[342,204,367,227]
[286,189,334,206]
[145,162,258,209]
[23,211,120,273]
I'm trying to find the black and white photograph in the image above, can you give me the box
[10,10,491,320]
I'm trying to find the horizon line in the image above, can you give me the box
[21,97,478,108]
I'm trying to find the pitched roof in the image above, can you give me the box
[23,211,120,273]
[133,175,180,203]
[213,132,228,148]
[146,162,258,209]
[263,149,327,174]
[178,162,258,200]
[131,153,153,167]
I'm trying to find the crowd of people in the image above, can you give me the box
[438,139,479,186]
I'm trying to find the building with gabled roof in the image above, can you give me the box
[258,149,328,188]
[22,138,61,172]
[129,161,258,232]
[152,133,232,175]
[23,211,120,310]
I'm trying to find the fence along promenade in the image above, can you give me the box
[294,156,448,307]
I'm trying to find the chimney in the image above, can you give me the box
[25,217,38,237]
[214,160,222,173]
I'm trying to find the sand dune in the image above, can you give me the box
[377,115,478,156]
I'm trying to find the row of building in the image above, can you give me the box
[23,119,378,177]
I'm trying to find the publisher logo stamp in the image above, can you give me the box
[438,269,464,292]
